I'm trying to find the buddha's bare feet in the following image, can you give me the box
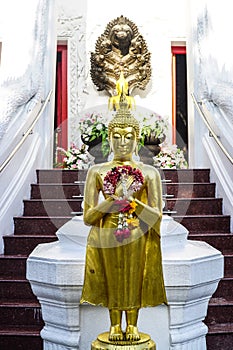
[109,325,124,341]
[125,325,140,341]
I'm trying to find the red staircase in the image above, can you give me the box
[0,168,232,350]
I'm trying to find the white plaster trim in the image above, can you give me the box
[0,135,41,253]
[0,136,39,217]
[57,14,87,146]
[203,133,233,230]
[203,135,233,202]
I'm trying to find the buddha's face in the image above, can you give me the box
[110,126,137,159]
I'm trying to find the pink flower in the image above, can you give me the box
[114,228,131,242]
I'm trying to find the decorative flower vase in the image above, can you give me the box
[81,135,108,164]
[139,134,166,165]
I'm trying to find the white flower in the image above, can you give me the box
[153,143,188,169]
[96,123,103,130]
[57,143,95,170]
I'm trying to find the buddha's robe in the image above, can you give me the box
[80,162,167,309]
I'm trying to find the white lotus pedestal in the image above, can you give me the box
[27,215,223,350]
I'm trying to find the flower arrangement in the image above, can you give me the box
[103,165,144,242]
[57,143,95,170]
[153,144,188,169]
[78,111,109,157]
[138,112,169,146]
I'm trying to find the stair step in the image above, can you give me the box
[37,168,211,184]
[4,235,57,255]
[159,168,210,183]
[166,198,222,215]
[14,216,72,235]
[0,256,27,279]
[174,215,231,233]
[0,301,43,327]
[163,182,216,198]
[0,326,42,350]
[189,233,233,254]
[224,254,233,277]
[206,323,233,350]
[25,197,223,217]
[213,278,233,300]
[31,183,84,199]
[0,280,37,301]
[205,298,233,325]
[37,169,87,183]
[23,199,83,216]
[32,182,216,200]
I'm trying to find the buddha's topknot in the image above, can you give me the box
[108,93,140,140]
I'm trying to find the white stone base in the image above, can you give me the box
[27,215,224,350]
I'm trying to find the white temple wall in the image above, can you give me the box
[187,0,233,167]
[186,0,233,222]
[0,1,39,80]
[0,0,57,253]
[57,0,188,146]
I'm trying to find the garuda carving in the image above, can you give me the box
[90,15,151,96]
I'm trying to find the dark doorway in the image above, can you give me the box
[53,44,68,166]
[172,46,188,160]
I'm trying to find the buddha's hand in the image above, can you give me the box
[114,175,134,198]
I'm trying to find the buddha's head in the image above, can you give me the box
[108,94,140,158]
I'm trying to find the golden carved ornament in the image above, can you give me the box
[90,15,151,96]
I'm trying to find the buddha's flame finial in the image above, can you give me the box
[108,72,135,111]
[117,71,128,95]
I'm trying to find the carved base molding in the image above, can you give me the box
[57,13,87,145]
[92,333,156,350]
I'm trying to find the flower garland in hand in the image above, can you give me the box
[103,165,144,242]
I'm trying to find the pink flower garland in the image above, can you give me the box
[103,165,144,242]
[103,165,144,195]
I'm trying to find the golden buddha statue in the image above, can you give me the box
[80,94,167,347]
